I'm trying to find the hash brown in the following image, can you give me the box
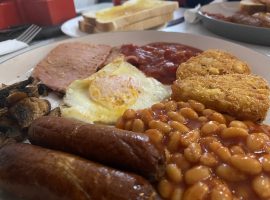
[176,49,251,80]
[172,74,270,122]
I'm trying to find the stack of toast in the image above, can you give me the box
[240,0,270,14]
[79,0,178,33]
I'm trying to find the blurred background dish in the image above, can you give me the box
[61,2,112,37]
[198,2,270,46]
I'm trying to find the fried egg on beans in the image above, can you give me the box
[61,57,171,124]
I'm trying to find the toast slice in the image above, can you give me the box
[240,0,266,14]
[80,12,173,33]
[78,20,94,33]
[82,0,178,32]
[103,12,172,32]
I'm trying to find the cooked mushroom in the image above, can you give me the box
[0,133,16,148]
[48,107,61,117]
[6,92,28,106]
[0,77,36,108]
[0,116,24,142]
[37,83,51,96]
[9,97,51,128]
[0,108,8,118]
[0,77,34,98]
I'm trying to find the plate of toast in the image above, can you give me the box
[198,1,270,45]
[61,0,178,37]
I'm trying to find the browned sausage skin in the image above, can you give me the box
[0,143,160,200]
[28,116,165,181]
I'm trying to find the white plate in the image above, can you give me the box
[1,31,270,199]
[1,31,270,118]
[2,31,270,83]
[61,3,166,37]
[61,16,88,37]
[198,2,270,46]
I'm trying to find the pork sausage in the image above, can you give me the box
[28,116,165,182]
[0,143,160,200]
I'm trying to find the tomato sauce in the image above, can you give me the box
[120,42,202,84]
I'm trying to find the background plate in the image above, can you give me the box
[198,2,270,46]
[61,15,167,38]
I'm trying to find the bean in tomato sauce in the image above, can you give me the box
[117,99,270,200]
[120,43,202,84]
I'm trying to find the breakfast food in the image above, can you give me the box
[61,57,170,124]
[230,12,270,28]
[0,143,160,200]
[176,49,250,80]
[251,12,270,26]
[81,0,178,32]
[172,74,270,122]
[1,39,270,200]
[116,99,270,200]
[78,20,94,33]
[203,0,270,29]
[121,43,202,84]
[80,12,174,33]
[33,42,112,92]
[0,78,56,145]
[28,116,166,181]
[240,0,267,14]
[103,46,122,66]
[9,97,50,128]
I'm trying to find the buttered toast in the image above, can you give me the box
[82,0,178,32]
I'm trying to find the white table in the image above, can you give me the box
[0,7,269,64]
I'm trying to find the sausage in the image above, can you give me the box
[28,116,165,182]
[0,143,160,200]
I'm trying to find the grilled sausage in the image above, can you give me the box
[0,143,160,200]
[28,116,165,181]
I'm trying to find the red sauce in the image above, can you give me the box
[120,42,202,84]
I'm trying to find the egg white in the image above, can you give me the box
[61,57,171,124]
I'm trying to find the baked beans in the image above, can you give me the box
[183,182,209,200]
[116,99,270,200]
[252,174,270,198]
[200,152,218,167]
[216,164,246,182]
[184,166,211,185]
[167,131,181,152]
[132,119,144,133]
[184,143,202,163]
[145,129,163,144]
[166,164,183,183]
[210,184,232,200]
[201,121,219,136]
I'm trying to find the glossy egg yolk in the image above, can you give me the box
[88,75,139,109]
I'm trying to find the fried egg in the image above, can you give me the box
[61,57,171,124]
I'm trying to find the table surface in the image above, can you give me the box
[0,6,269,64]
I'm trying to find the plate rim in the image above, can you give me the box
[61,16,88,38]
[1,30,270,123]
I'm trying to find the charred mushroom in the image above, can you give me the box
[48,107,61,117]
[9,97,51,128]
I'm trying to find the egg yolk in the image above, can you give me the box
[88,75,139,109]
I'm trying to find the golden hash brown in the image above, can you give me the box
[176,49,251,80]
[172,74,270,122]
